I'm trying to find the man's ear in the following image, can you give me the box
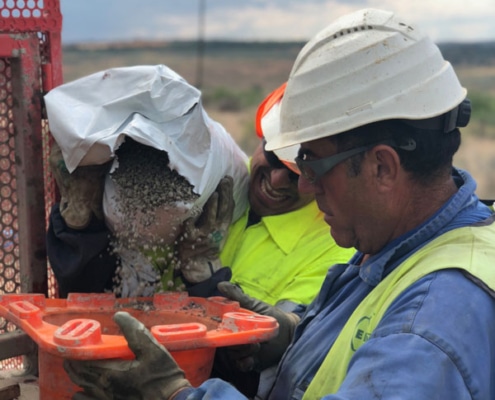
[369,145,401,192]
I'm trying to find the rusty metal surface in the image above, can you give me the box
[11,34,48,295]
[0,0,63,372]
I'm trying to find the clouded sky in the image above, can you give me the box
[60,0,495,45]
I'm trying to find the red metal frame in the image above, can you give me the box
[0,0,63,90]
[0,0,62,296]
[0,0,63,372]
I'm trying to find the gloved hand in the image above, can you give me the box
[178,176,234,284]
[49,141,111,230]
[65,311,191,400]
[217,281,300,372]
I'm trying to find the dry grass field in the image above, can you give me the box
[61,42,495,200]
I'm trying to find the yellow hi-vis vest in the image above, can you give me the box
[220,201,354,306]
[303,220,495,399]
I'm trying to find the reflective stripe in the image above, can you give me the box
[303,221,495,399]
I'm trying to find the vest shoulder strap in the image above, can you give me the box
[303,222,495,399]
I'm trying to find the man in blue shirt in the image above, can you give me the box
[64,8,495,400]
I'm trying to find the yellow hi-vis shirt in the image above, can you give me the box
[220,200,354,306]
[303,221,495,399]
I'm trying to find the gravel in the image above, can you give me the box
[107,138,200,296]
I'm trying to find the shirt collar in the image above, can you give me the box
[260,200,323,254]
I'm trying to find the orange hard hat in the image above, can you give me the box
[256,82,287,138]
[255,82,299,174]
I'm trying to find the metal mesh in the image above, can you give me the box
[0,0,44,19]
[0,58,23,370]
[0,0,63,371]
[0,59,19,297]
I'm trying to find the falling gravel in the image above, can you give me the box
[108,138,201,296]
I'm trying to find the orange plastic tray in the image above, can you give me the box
[0,292,278,357]
[0,292,278,398]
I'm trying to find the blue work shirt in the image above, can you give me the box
[176,168,495,400]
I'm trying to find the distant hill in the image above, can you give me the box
[63,40,495,67]
[439,41,495,66]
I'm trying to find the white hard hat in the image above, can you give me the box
[265,8,468,151]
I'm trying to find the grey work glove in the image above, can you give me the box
[178,176,234,284]
[49,141,111,230]
[217,281,300,372]
[64,311,191,400]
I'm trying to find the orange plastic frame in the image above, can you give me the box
[0,292,278,359]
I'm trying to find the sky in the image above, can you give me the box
[60,0,495,45]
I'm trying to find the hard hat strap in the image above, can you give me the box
[402,98,471,133]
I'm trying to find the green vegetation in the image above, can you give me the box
[202,85,264,111]
[470,91,495,130]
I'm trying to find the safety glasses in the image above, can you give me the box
[296,137,417,184]
[295,144,376,184]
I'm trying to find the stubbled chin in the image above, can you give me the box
[329,227,356,249]
[323,213,333,226]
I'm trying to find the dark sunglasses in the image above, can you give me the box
[295,145,372,184]
[295,139,416,184]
